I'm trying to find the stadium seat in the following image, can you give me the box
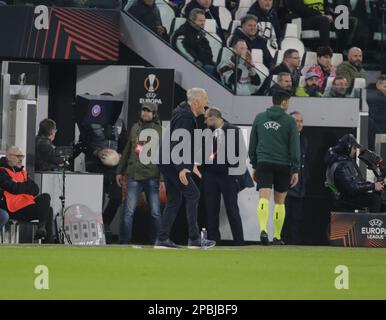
[217,46,235,65]
[251,48,263,65]
[213,0,226,7]
[274,49,284,66]
[323,76,335,96]
[227,20,241,46]
[350,78,368,111]
[235,0,252,21]
[292,17,337,41]
[271,74,278,87]
[169,17,186,38]
[301,51,317,75]
[205,19,223,64]
[331,53,343,68]
[299,76,305,86]
[284,23,299,39]
[158,2,176,34]
[218,6,233,31]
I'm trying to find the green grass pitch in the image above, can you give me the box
[0,245,385,300]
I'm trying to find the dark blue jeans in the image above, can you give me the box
[158,173,200,242]
[120,178,161,244]
[0,209,9,228]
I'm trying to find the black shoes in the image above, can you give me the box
[154,239,182,249]
[188,238,216,249]
[272,238,285,245]
[34,227,47,241]
[260,231,270,246]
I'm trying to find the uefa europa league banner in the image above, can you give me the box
[127,67,175,127]
[330,212,386,248]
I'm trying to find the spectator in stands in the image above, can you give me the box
[269,72,294,96]
[271,49,301,91]
[0,146,54,242]
[35,118,65,172]
[184,0,225,43]
[307,46,336,92]
[287,0,333,46]
[217,39,261,95]
[128,0,168,39]
[326,76,349,98]
[295,71,323,97]
[367,76,386,151]
[229,15,273,69]
[172,8,216,75]
[86,0,122,9]
[336,47,366,90]
[247,0,283,51]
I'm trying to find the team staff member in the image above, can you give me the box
[203,108,244,246]
[248,91,300,245]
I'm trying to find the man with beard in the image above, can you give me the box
[295,72,323,97]
[336,47,366,90]
[269,72,294,96]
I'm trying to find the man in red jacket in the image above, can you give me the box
[0,146,53,242]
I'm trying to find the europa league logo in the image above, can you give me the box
[144,74,160,93]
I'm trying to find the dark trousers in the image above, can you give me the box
[159,173,200,242]
[302,15,331,46]
[343,192,385,213]
[283,196,304,245]
[8,193,54,242]
[102,179,122,227]
[204,172,244,245]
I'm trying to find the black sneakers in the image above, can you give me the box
[154,239,182,249]
[188,238,216,249]
[272,237,285,245]
[260,231,270,246]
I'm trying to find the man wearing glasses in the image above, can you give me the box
[271,49,302,93]
[0,146,53,242]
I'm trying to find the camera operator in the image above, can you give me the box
[325,134,385,213]
[35,119,65,171]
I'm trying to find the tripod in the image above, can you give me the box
[57,161,72,244]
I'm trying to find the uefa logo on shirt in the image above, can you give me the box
[91,104,101,117]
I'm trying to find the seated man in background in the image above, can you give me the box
[325,76,349,97]
[295,72,323,97]
[307,46,336,93]
[184,0,225,43]
[127,0,168,39]
[336,47,366,90]
[269,72,294,96]
[271,49,301,92]
[217,39,261,95]
[287,0,333,46]
[35,118,64,171]
[229,15,273,69]
[325,134,385,213]
[172,8,216,75]
[0,147,53,241]
[247,0,283,52]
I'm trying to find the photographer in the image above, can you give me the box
[325,134,385,213]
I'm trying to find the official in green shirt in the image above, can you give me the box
[248,90,300,245]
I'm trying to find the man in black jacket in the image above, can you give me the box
[368,76,386,151]
[184,0,225,43]
[325,134,385,213]
[0,147,53,242]
[156,88,216,249]
[271,48,301,91]
[229,14,273,69]
[287,0,333,46]
[35,119,64,172]
[283,111,308,244]
[128,0,167,39]
[172,8,215,75]
[247,0,282,51]
[203,108,245,245]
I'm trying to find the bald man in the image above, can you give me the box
[0,146,53,242]
[336,47,366,89]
